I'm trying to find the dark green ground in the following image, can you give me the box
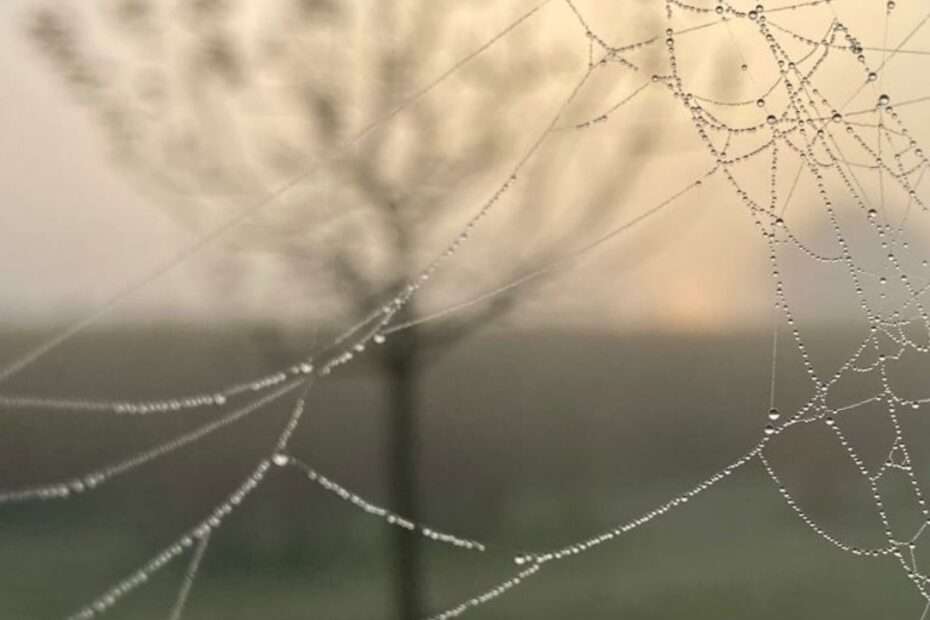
[0,325,927,618]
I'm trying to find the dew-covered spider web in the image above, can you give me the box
[6,0,930,617]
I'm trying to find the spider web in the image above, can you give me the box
[5,0,930,617]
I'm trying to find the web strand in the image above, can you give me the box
[166,529,210,620]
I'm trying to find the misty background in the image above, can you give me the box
[2,1,930,619]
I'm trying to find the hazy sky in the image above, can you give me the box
[0,0,202,323]
[2,1,927,333]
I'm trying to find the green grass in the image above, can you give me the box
[1,325,926,618]
[2,479,922,619]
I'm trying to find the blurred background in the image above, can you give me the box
[3,0,930,618]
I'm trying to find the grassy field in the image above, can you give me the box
[0,325,926,618]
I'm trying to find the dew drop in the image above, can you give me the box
[768,408,780,421]
[84,474,103,489]
[271,453,289,467]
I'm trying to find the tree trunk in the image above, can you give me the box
[384,314,422,620]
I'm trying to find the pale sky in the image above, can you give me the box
[0,0,201,323]
[2,1,928,333]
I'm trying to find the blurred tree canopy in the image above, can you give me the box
[28,1,665,616]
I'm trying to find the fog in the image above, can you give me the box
[7,0,925,330]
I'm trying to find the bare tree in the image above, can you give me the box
[29,1,664,616]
